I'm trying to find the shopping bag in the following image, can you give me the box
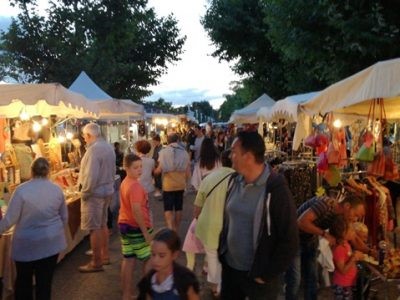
[356,144,375,162]
[367,152,385,177]
[182,219,205,254]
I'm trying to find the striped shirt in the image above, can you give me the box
[297,196,337,244]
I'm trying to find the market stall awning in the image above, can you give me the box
[258,92,319,123]
[0,83,99,118]
[229,93,275,124]
[69,71,144,119]
[300,58,400,119]
[146,113,180,126]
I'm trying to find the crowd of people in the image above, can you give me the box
[0,122,377,300]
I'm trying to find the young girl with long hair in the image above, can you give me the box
[330,215,364,299]
[138,228,200,300]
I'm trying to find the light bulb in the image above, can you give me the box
[41,118,49,126]
[32,122,42,132]
[333,119,342,128]
[57,136,66,143]
[20,111,30,121]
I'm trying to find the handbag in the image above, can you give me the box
[356,143,375,162]
[327,142,340,164]
[356,99,377,162]
[323,165,341,187]
[367,151,385,177]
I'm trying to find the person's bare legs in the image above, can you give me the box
[101,226,110,262]
[164,211,174,230]
[90,229,103,267]
[175,210,182,232]
[121,257,135,300]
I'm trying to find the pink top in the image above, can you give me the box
[332,241,357,286]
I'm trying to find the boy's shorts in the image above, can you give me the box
[119,224,153,260]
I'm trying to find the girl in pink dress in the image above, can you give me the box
[330,215,364,299]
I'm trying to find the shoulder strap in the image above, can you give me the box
[205,172,235,198]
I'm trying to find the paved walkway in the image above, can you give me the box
[52,191,215,299]
[51,190,400,299]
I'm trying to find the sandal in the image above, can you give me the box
[78,263,104,273]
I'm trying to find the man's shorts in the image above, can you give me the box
[163,190,184,211]
[119,224,153,260]
[81,195,112,231]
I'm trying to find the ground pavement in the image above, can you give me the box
[51,190,400,300]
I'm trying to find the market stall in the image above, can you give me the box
[69,70,145,152]
[0,83,101,299]
[229,93,275,124]
[295,58,400,280]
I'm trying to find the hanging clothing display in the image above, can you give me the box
[279,161,317,207]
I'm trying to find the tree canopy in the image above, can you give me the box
[0,0,186,100]
[204,0,400,119]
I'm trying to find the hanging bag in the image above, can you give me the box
[356,99,376,162]
[367,99,386,177]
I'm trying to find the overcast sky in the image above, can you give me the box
[0,0,240,109]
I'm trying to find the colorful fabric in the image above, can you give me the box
[119,225,153,260]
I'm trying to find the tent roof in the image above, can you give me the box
[258,92,319,122]
[301,58,400,119]
[69,71,112,100]
[0,83,98,118]
[69,71,144,119]
[229,93,275,124]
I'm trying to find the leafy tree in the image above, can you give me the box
[0,0,186,100]
[218,79,260,121]
[145,98,176,113]
[191,101,216,123]
[264,0,400,93]
[202,0,286,100]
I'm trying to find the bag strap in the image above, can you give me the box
[205,172,234,198]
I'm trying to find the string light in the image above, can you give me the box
[66,132,73,140]
[19,108,30,121]
[32,122,42,132]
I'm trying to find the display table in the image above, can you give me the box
[0,195,88,300]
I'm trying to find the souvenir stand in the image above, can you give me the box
[0,83,99,299]
[299,58,400,287]
[257,92,320,207]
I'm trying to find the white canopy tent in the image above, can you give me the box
[301,58,400,119]
[229,93,275,124]
[258,92,319,123]
[0,83,99,118]
[293,58,400,150]
[69,71,144,119]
